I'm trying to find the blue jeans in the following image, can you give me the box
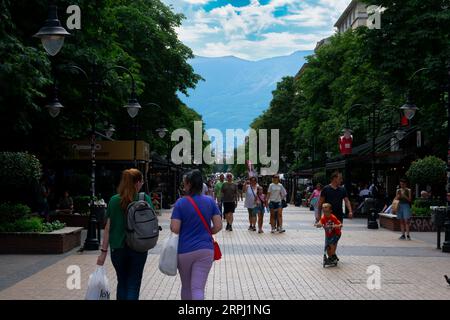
[110,245,148,300]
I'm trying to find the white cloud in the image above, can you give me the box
[197,31,329,60]
[161,0,351,60]
[176,23,220,42]
[181,0,212,4]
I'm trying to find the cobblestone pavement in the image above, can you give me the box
[1,202,449,300]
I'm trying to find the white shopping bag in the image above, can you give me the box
[158,232,179,276]
[85,266,111,300]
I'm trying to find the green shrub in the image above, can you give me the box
[0,217,65,233]
[406,156,446,192]
[0,203,32,224]
[11,217,44,232]
[0,152,42,189]
[412,198,445,217]
[42,220,66,232]
[72,196,91,215]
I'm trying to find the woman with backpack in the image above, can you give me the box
[171,169,222,300]
[97,168,154,300]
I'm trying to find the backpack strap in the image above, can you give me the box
[185,196,213,241]
[139,192,145,201]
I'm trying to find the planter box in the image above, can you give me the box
[50,214,105,229]
[379,213,436,232]
[0,227,83,254]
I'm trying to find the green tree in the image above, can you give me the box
[0,0,203,160]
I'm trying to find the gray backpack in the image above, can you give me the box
[126,192,159,252]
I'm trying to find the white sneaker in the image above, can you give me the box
[271,228,276,233]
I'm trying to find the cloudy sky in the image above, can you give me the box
[161,0,352,60]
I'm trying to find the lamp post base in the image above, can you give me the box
[442,220,450,253]
[82,209,100,251]
[367,210,379,229]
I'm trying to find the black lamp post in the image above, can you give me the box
[281,155,287,173]
[292,151,300,205]
[403,66,450,252]
[33,5,70,56]
[36,5,141,251]
[156,126,170,209]
[127,102,161,168]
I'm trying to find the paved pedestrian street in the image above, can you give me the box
[0,202,449,300]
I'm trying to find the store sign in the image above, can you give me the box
[66,140,150,161]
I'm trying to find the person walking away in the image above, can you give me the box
[267,174,287,233]
[308,183,322,223]
[237,180,244,201]
[315,203,342,265]
[97,169,153,300]
[221,173,238,231]
[214,174,225,217]
[318,171,353,224]
[244,177,258,231]
[254,186,267,233]
[395,178,412,240]
[170,170,222,300]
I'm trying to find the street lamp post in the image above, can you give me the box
[292,151,300,205]
[156,126,170,209]
[445,66,450,253]
[403,66,450,252]
[127,102,162,168]
[281,155,287,173]
[36,5,141,250]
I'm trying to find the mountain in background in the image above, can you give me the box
[178,50,313,133]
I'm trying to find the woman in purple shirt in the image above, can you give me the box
[170,170,222,300]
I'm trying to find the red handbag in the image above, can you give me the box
[186,196,222,261]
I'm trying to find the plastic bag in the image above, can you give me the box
[85,266,111,300]
[159,232,179,276]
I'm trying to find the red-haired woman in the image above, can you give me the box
[97,169,153,300]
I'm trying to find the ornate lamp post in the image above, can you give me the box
[403,66,450,252]
[291,151,300,205]
[156,126,170,209]
[36,5,141,250]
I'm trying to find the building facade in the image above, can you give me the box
[334,0,369,33]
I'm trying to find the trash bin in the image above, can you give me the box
[431,206,448,249]
[431,206,447,228]
[363,198,379,229]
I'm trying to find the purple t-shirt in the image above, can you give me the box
[171,195,220,254]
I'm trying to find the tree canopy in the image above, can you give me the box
[0,0,204,160]
[249,0,449,173]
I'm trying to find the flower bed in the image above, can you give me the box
[0,227,83,254]
[379,213,436,232]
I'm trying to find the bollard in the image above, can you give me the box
[442,208,450,253]
[368,208,379,229]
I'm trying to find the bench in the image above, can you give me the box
[379,213,401,231]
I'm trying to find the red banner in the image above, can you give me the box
[339,133,353,155]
